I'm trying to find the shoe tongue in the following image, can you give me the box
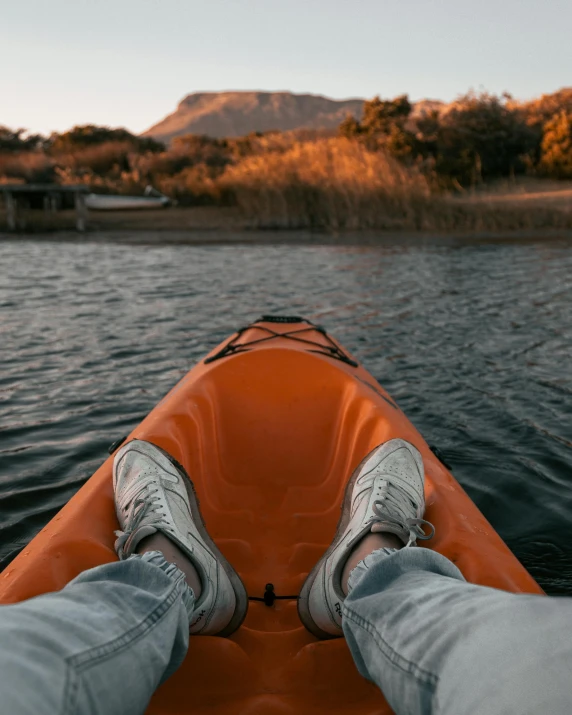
[125,524,158,556]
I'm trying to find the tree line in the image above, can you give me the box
[0,88,571,202]
[340,89,572,186]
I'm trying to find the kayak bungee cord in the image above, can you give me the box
[204,315,359,367]
[249,583,298,607]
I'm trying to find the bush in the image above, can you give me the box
[157,165,230,206]
[57,141,134,176]
[417,93,539,187]
[0,152,55,183]
[538,111,572,179]
[0,126,45,153]
[48,125,163,154]
[339,95,418,162]
[360,94,412,136]
[171,134,230,167]
[521,88,572,131]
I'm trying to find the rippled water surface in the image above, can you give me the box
[1,238,572,593]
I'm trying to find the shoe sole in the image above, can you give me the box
[297,439,422,639]
[116,440,249,637]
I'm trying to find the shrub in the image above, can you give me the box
[339,95,418,162]
[0,126,46,153]
[56,141,134,176]
[339,115,361,139]
[417,92,539,187]
[0,152,55,183]
[48,125,163,154]
[158,165,230,206]
[360,94,413,136]
[171,134,230,167]
[538,111,572,179]
[520,88,572,131]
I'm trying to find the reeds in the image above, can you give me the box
[220,138,433,229]
[220,138,572,231]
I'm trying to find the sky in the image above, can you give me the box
[1,0,571,136]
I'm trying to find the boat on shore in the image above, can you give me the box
[85,185,171,211]
[0,316,543,714]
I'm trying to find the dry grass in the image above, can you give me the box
[220,138,433,229]
[432,197,572,233]
[220,138,572,231]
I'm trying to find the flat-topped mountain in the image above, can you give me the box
[143,91,366,142]
[143,91,448,144]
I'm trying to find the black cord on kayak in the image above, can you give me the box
[205,317,358,367]
[429,444,452,470]
[249,583,299,607]
[108,435,128,454]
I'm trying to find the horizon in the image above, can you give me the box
[5,85,571,139]
[2,0,571,135]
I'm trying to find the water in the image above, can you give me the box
[1,237,572,593]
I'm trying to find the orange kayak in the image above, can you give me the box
[0,316,543,714]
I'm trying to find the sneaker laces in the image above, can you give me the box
[115,482,169,559]
[368,481,435,547]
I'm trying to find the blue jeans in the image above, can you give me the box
[1,548,571,715]
[344,548,572,714]
[0,552,192,715]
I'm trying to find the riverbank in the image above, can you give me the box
[3,225,572,246]
[2,183,572,243]
[2,174,572,238]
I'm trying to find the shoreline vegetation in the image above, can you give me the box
[1,89,572,236]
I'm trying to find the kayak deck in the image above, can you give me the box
[0,318,543,714]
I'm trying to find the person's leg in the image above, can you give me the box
[113,440,248,637]
[0,439,248,715]
[344,546,572,715]
[298,438,434,638]
[0,552,191,715]
[299,438,572,715]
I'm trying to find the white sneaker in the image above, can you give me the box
[298,439,434,638]
[113,439,248,636]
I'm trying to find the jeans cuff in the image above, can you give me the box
[127,550,195,622]
[347,547,400,594]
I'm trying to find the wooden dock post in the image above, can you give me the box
[5,190,16,230]
[74,190,87,232]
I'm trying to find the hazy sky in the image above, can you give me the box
[2,0,570,135]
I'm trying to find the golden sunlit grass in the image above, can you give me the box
[220,138,572,232]
[220,138,433,229]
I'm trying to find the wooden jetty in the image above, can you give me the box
[0,184,89,231]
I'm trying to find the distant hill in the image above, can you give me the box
[143,91,448,144]
[142,91,366,142]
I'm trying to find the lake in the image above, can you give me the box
[1,236,571,593]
